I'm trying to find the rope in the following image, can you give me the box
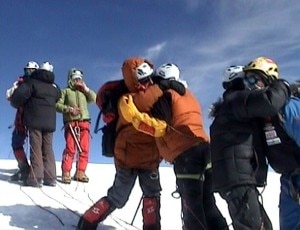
[20,186,65,226]
[111,215,140,230]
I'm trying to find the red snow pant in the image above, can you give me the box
[61,121,90,173]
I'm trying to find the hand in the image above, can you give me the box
[75,81,90,92]
[68,106,81,116]
[289,82,300,97]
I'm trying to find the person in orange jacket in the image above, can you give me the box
[118,63,229,230]
[77,58,185,230]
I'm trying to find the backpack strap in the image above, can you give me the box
[94,110,103,134]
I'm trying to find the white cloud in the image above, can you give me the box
[144,42,167,60]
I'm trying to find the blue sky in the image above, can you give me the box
[1,1,300,164]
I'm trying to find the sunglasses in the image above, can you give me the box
[138,76,151,84]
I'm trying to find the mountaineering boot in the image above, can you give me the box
[10,148,30,182]
[73,170,89,183]
[62,172,71,184]
[10,162,29,182]
[76,196,116,230]
[10,170,22,181]
[142,196,161,230]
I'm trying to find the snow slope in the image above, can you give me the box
[0,160,280,230]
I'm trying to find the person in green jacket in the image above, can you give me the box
[56,68,96,184]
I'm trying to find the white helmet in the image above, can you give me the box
[223,66,244,83]
[24,61,39,69]
[136,62,154,80]
[155,63,180,80]
[68,68,83,80]
[40,61,54,72]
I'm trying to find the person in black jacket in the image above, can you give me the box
[243,57,300,230]
[6,61,39,182]
[209,59,291,230]
[10,61,61,187]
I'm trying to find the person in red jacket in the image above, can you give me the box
[6,61,39,182]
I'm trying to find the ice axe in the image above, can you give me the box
[69,124,82,153]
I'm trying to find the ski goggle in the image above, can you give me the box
[244,72,262,86]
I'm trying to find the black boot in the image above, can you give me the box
[10,167,29,182]
[10,170,22,181]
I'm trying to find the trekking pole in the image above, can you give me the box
[130,195,143,225]
[69,124,82,153]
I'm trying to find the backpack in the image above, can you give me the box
[281,97,300,147]
[94,80,128,157]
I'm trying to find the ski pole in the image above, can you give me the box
[130,195,143,225]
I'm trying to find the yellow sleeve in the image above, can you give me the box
[119,95,167,137]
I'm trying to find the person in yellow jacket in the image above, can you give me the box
[119,63,229,230]
[56,68,96,184]
[77,58,186,230]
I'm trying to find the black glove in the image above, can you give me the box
[289,81,300,98]
[157,79,186,96]
[77,216,98,230]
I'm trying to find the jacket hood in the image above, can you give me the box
[67,68,84,89]
[121,57,153,92]
[30,69,55,84]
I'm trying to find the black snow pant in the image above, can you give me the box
[174,143,229,230]
[219,185,273,230]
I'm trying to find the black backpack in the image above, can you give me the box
[94,80,128,157]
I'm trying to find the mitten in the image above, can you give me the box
[6,81,19,99]
[119,95,139,123]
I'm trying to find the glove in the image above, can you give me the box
[119,95,139,123]
[68,106,81,116]
[75,81,90,93]
[77,216,98,230]
[119,95,167,137]
[6,81,19,99]
[157,79,186,95]
[289,82,300,98]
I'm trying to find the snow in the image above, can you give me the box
[0,160,280,230]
